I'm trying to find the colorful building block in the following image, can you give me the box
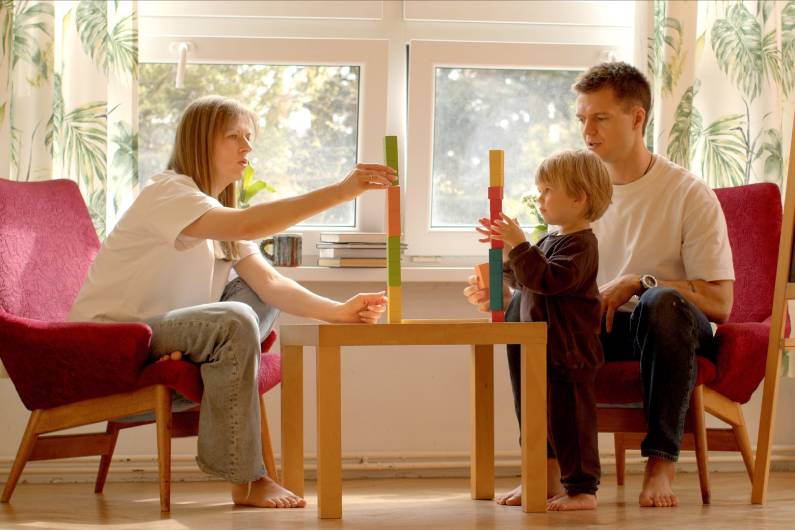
[488,186,503,200]
[387,284,402,324]
[491,311,505,322]
[385,136,400,185]
[474,262,490,289]
[386,186,401,236]
[489,248,503,311]
[489,150,504,187]
[387,236,402,285]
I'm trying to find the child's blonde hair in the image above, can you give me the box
[168,95,258,260]
[535,149,612,221]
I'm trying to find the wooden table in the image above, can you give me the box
[278,319,547,519]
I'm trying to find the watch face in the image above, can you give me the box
[641,275,656,289]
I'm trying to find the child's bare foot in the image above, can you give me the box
[547,493,597,511]
[639,457,678,507]
[496,458,563,506]
[156,351,183,363]
[231,476,306,508]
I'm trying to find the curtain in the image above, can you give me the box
[0,0,139,239]
[645,0,795,375]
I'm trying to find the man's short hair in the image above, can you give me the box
[572,62,652,134]
[535,149,613,222]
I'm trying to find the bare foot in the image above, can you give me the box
[639,457,678,507]
[547,493,597,511]
[156,351,183,363]
[496,459,563,506]
[232,476,306,508]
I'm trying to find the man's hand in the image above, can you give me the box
[599,274,641,332]
[328,292,387,324]
[463,274,512,313]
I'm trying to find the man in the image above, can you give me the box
[464,62,734,509]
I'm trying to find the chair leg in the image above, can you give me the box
[1,411,42,503]
[95,421,122,493]
[732,405,755,482]
[260,394,279,483]
[614,433,626,486]
[690,385,710,504]
[154,386,172,513]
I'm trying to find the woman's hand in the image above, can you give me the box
[328,292,387,324]
[475,214,526,251]
[337,163,396,201]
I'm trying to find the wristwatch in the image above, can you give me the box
[640,274,658,293]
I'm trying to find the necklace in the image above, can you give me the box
[641,153,655,177]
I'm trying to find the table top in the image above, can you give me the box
[279,319,547,346]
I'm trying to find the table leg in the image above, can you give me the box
[316,345,342,519]
[521,342,547,513]
[281,345,304,497]
[470,344,494,500]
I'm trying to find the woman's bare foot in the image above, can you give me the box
[639,457,678,507]
[231,476,306,508]
[547,493,597,511]
[496,458,563,506]
[156,351,183,362]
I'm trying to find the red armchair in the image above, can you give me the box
[595,182,783,504]
[0,178,281,512]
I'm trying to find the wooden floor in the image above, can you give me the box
[1,472,794,529]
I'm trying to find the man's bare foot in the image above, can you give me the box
[496,458,563,506]
[156,351,183,363]
[547,493,597,511]
[639,457,678,507]
[231,476,306,508]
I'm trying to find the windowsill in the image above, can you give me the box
[275,256,484,283]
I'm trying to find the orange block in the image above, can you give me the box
[475,262,490,289]
[386,186,401,236]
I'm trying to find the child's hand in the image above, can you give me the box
[478,214,526,250]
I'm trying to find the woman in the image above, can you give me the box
[69,95,394,508]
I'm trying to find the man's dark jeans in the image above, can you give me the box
[507,286,715,462]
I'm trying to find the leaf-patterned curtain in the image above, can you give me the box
[646,0,793,189]
[0,0,138,239]
[646,0,795,376]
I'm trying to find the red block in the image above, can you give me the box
[386,186,401,236]
[491,311,505,322]
[488,186,503,200]
[490,200,502,222]
[491,238,504,249]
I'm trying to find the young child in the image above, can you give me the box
[477,149,612,511]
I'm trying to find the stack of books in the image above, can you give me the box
[317,232,406,268]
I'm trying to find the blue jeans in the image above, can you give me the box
[508,287,715,464]
[599,287,715,461]
[142,277,280,483]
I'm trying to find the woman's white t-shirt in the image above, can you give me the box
[591,156,735,312]
[68,170,259,322]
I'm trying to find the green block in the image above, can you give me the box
[489,248,503,311]
[387,236,402,286]
[384,136,400,185]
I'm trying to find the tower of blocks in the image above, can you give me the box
[384,136,402,323]
[474,150,505,323]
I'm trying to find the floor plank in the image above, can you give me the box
[1,472,794,529]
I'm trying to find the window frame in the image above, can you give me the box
[139,35,389,252]
[405,39,623,257]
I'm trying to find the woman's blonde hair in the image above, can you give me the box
[535,149,613,221]
[167,95,258,260]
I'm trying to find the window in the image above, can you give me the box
[139,63,361,226]
[138,36,388,247]
[406,40,625,256]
